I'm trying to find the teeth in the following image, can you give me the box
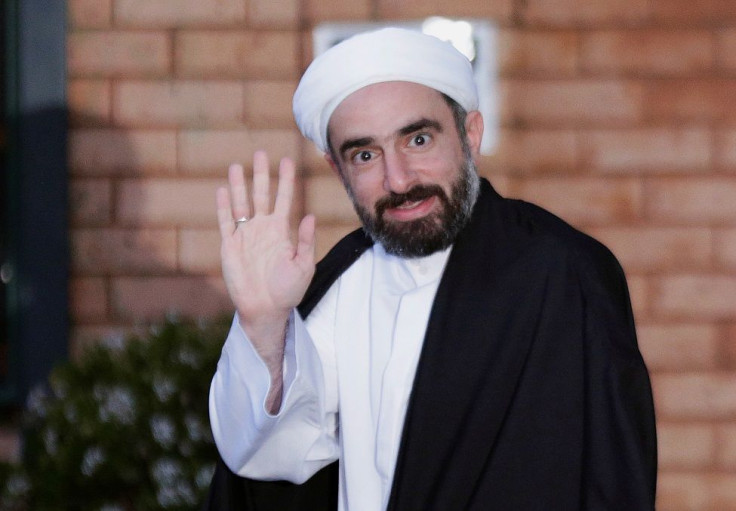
[397,200,422,209]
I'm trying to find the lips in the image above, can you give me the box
[376,184,445,216]
[383,196,438,223]
[396,200,424,210]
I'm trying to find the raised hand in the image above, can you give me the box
[216,151,316,408]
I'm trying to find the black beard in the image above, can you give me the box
[347,157,480,258]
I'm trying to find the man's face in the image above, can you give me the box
[326,81,483,258]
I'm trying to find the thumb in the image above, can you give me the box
[295,214,316,268]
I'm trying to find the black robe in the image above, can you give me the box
[203,178,657,510]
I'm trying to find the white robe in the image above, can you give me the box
[209,244,451,511]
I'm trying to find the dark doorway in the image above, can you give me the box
[1,0,12,398]
[1,0,68,407]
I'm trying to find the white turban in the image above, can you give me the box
[293,27,479,153]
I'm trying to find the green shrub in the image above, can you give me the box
[0,314,231,511]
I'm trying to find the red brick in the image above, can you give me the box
[376,0,512,19]
[502,79,643,126]
[626,274,649,320]
[69,277,108,321]
[68,79,112,126]
[521,0,651,26]
[727,325,736,369]
[717,424,736,469]
[243,80,298,128]
[657,472,710,511]
[175,31,298,78]
[69,179,113,226]
[711,475,736,510]
[498,30,579,76]
[305,175,356,223]
[111,277,232,320]
[491,129,577,174]
[653,0,736,23]
[70,129,177,175]
[185,184,304,232]
[305,0,371,21]
[315,223,361,260]
[482,173,513,200]
[647,179,736,225]
[658,423,715,469]
[645,79,736,121]
[300,139,337,174]
[588,227,712,272]
[653,373,736,419]
[718,29,736,71]
[511,177,643,226]
[67,32,171,77]
[68,0,112,28]
[653,275,736,320]
[248,0,298,28]
[116,179,222,227]
[179,229,221,274]
[580,128,711,173]
[71,228,178,274]
[715,128,736,169]
[636,323,720,371]
[657,472,736,511]
[177,129,300,174]
[581,30,714,76]
[60,13,736,505]
[114,0,246,27]
[715,229,736,268]
[114,81,244,127]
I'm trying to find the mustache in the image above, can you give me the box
[375,184,447,216]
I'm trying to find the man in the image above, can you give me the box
[205,27,657,510]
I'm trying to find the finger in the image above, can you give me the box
[273,157,296,219]
[216,186,235,238]
[252,150,271,216]
[294,214,316,268]
[228,163,249,220]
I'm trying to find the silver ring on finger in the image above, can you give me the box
[234,216,249,228]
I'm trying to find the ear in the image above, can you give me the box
[464,110,484,157]
[324,152,342,177]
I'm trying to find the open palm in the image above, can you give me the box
[216,151,315,358]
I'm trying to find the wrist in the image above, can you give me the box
[238,310,290,369]
[238,309,289,340]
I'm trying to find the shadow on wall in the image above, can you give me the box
[67,109,235,356]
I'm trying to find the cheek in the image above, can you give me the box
[346,170,385,203]
[419,157,460,187]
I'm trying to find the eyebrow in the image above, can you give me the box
[397,118,443,138]
[338,136,375,160]
[337,118,444,159]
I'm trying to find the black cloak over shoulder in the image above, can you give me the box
[203,178,657,511]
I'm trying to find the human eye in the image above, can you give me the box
[408,132,432,148]
[350,150,375,165]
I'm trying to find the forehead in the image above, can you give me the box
[327,81,450,143]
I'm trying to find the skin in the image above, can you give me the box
[216,153,316,413]
[325,82,483,241]
[217,81,483,413]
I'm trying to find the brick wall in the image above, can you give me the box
[61,0,736,508]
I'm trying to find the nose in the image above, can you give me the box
[382,150,416,194]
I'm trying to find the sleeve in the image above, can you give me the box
[580,250,658,509]
[208,300,341,484]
